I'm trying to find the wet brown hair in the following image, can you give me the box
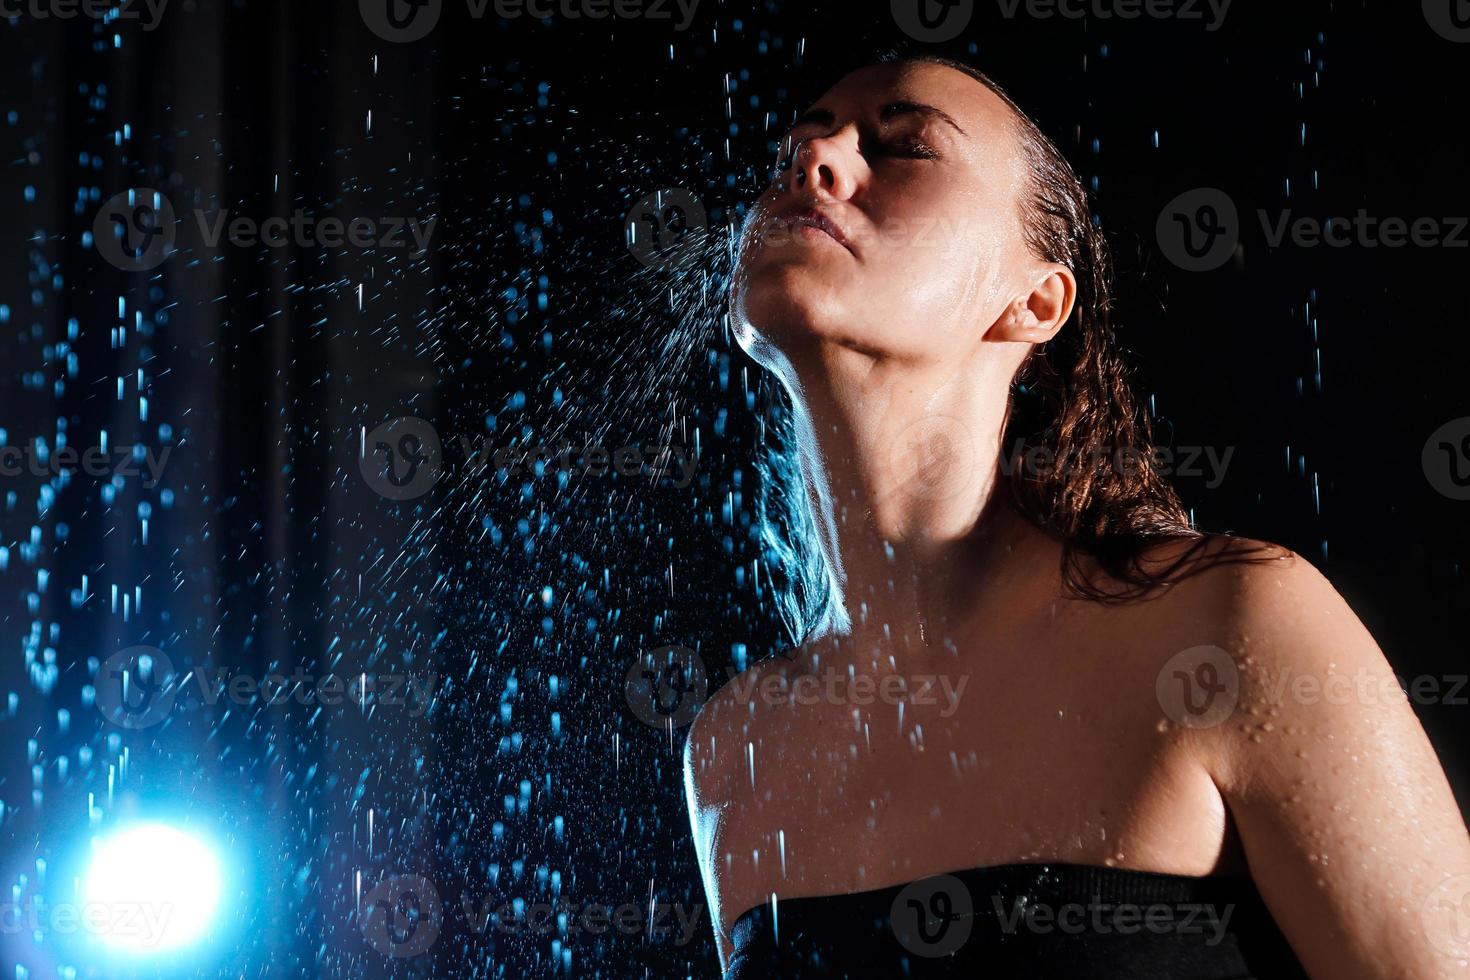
[879,52,1285,602]
[756,53,1284,644]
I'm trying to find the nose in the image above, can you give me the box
[791,134,857,201]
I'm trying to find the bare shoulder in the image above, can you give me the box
[1144,534,1384,684]
[1133,535,1422,779]
[682,652,799,804]
[1130,533,1379,688]
[1103,533,1317,632]
[1134,539,1470,975]
[1131,532,1298,600]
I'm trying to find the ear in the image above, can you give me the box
[986,265,1077,343]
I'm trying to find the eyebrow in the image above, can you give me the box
[787,100,968,137]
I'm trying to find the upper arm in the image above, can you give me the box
[1201,550,1470,978]
[683,702,736,971]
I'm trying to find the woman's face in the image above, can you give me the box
[732,61,1040,370]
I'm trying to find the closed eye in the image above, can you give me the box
[877,137,940,160]
[767,129,940,181]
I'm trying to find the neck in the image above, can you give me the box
[776,338,1035,655]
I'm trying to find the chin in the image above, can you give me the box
[733,257,855,362]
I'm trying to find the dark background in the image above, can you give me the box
[1,0,1467,976]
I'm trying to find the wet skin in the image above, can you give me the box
[684,61,1470,978]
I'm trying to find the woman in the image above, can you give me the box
[681,53,1470,978]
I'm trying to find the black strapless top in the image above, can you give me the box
[726,862,1309,979]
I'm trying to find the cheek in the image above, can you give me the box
[872,209,1005,334]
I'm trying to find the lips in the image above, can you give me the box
[768,206,854,253]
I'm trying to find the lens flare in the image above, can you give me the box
[81,823,223,953]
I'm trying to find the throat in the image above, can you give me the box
[820,491,1036,655]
